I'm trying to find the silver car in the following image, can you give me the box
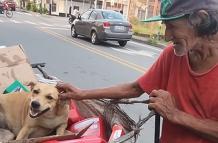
[71,9,133,47]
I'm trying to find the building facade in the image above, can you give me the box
[128,0,160,20]
[42,0,129,17]
[15,0,160,20]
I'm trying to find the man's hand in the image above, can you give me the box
[148,89,179,122]
[56,83,83,100]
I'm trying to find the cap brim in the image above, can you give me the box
[142,14,186,22]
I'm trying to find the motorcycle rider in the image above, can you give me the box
[69,8,80,24]
[0,0,4,14]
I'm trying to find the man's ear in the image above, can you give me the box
[189,10,218,36]
[27,82,36,91]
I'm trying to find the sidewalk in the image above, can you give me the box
[132,35,166,49]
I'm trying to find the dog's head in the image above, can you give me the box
[28,82,60,118]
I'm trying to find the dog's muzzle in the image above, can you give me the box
[29,101,50,118]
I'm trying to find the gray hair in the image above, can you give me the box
[188,10,218,36]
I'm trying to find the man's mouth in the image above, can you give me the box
[29,107,50,118]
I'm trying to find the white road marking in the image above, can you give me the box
[39,22,53,26]
[0,45,6,48]
[129,41,163,52]
[15,12,23,14]
[16,12,32,16]
[53,24,70,28]
[24,20,37,25]
[39,27,68,30]
[10,20,22,23]
[111,47,156,58]
[23,13,32,16]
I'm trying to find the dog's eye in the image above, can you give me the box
[33,90,40,94]
[46,95,53,100]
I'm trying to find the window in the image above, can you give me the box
[52,3,56,12]
[81,10,92,20]
[138,9,146,20]
[73,6,79,11]
[89,11,97,20]
[102,11,124,20]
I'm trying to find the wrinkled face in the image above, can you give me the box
[29,83,59,118]
[164,18,202,56]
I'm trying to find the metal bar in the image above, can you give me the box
[154,115,160,143]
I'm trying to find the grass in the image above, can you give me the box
[130,17,168,46]
[130,17,165,36]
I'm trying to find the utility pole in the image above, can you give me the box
[82,0,85,12]
[102,0,105,9]
[65,0,67,17]
[49,0,52,15]
[40,0,42,14]
[145,0,149,18]
[94,0,97,9]
[127,0,131,20]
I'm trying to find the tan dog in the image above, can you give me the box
[0,82,70,140]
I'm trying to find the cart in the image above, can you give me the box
[1,62,160,143]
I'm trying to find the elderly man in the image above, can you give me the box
[57,0,218,142]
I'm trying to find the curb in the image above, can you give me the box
[131,36,166,49]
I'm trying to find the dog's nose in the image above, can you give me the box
[31,101,40,109]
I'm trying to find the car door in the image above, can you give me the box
[75,10,92,36]
[84,10,98,37]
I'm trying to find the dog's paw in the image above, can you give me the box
[64,130,73,135]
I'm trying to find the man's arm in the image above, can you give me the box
[57,81,144,100]
[173,110,218,142]
[149,89,218,142]
[80,81,144,99]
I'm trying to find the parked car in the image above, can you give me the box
[3,0,16,11]
[71,9,133,47]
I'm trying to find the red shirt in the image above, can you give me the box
[137,45,218,143]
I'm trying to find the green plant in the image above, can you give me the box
[147,37,158,46]
[42,7,48,14]
[31,3,38,12]
[26,2,32,11]
[130,16,166,38]
[130,17,140,25]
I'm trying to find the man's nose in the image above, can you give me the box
[164,29,173,42]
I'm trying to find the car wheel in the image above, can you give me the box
[91,31,99,44]
[71,25,78,38]
[118,41,127,47]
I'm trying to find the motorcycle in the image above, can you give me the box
[69,14,81,25]
[0,3,13,18]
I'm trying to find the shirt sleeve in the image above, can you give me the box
[137,45,173,94]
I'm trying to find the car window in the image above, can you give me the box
[81,10,92,20]
[102,11,124,20]
[89,11,97,20]
[96,12,103,20]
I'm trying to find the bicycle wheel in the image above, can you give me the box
[5,10,13,18]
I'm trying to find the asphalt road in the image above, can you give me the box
[0,11,163,143]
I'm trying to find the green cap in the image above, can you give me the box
[143,0,218,22]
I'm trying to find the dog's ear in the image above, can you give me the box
[27,82,36,91]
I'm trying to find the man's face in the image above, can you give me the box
[164,18,200,56]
